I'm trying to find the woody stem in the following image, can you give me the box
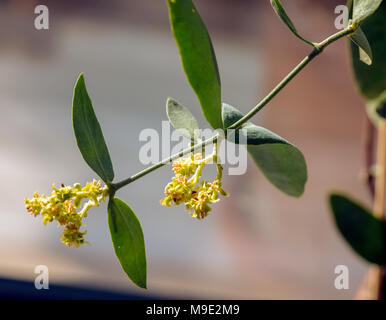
[112,26,356,192]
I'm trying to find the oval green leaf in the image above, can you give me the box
[222,103,307,197]
[329,193,385,265]
[108,198,147,289]
[350,1,386,100]
[270,0,314,47]
[72,73,114,183]
[166,97,200,142]
[349,27,373,65]
[167,0,222,129]
[353,0,383,25]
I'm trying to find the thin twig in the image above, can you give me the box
[112,27,355,191]
[367,119,386,300]
[373,120,386,218]
[374,120,386,299]
[362,115,376,198]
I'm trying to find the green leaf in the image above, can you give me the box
[269,0,314,47]
[166,97,200,142]
[247,145,307,198]
[349,27,373,65]
[350,1,386,99]
[329,193,385,265]
[167,0,222,129]
[353,0,383,25]
[72,73,114,183]
[350,1,386,100]
[108,198,147,289]
[222,103,307,197]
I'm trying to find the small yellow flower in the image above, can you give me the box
[185,179,228,220]
[161,151,228,220]
[60,224,88,248]
[172,153,202,177]
[25,179,108,247]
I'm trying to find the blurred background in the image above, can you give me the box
[0,0,373,299]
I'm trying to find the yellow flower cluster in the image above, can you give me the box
[161,153,228,220]
[25,180,108,247]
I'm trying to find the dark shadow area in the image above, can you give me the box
[0,277,163,300]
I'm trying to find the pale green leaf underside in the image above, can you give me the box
[222,103,307,197]
[270,0,313,46]
[353,0,383,25]
[349,27,373,65]
[166,97,200,142]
